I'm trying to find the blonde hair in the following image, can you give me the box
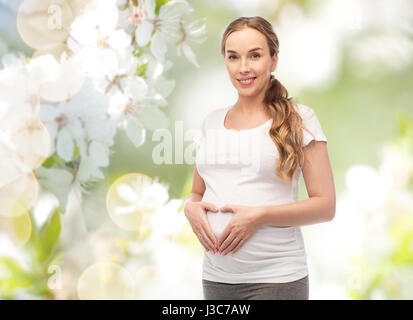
[221,16,305,182]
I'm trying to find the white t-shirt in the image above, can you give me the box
[193,103,327,284]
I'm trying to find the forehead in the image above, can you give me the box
[225,27,268,52]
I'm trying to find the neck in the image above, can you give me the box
[234,79,271,115]
[234,93,267,116]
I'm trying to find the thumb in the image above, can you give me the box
[220,205,234,213]
[203,202,219,212]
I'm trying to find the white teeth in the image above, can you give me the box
[239,78,255,83]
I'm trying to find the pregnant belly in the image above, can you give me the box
[207,210,234,239]
[206,210,299,274]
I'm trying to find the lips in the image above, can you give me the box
[237,77,256,86]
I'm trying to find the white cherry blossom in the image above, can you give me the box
[175,17,207,68]
[39,80,117,183]
[0,57,40,130]
[69,0,132,80]
[136,0,194,61]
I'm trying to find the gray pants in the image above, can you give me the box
[202,275,309,300]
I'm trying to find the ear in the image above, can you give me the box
[271,55,278,72]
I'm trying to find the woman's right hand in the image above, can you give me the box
[184,201,219,253]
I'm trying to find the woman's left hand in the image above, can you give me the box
[217,204,261,255]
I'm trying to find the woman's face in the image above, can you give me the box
[224,27,277,98]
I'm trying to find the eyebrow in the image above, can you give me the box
[226,47,263,53]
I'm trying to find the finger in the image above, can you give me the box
[219,231,236,253]
[230,238,246,254]
[200,237,212,252]
[198,230,212,251]
[222,237,241,256]
[217,225,231,248]
[199,227,215,251]
[195,232,207,250]
[203,223,218,248]
[219,205,233,213]
[203,202,219,212]
[195,229,211,251]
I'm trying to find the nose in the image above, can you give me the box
[239,57,250,73]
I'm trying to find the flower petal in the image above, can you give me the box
[150,31,168,61]
[107,29,132,50]
[144,0,156,18]
[123,76,148,101]
[117,183,139,203]
[89,141,109,167]
[114,204,139,215]
[136,20,154,47]
[159,0,191,20]
[125,118,146,147]
[181,42,199,68]
[57,128,74,161]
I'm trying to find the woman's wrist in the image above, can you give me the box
[183,199,194,215]
[183,193,202,214]
[254,205,267,228]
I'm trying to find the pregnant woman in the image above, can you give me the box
[184,16,336,300]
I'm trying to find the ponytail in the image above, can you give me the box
[264,75,305,182]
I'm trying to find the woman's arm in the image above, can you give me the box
[256,140,336,227]
[184,166,205,205]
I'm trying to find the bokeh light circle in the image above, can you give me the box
[0,211,32,247]
[17,0,73,50]
[0,171,40,218]
[77,262,136,300]
[32,43,72,62]
[106,173,166,232]
[11,118,52,170]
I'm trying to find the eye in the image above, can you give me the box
[252,53,261,59]
[228,55,237,60]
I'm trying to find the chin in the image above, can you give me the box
[238,89,258,97]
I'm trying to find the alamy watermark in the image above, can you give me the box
[151,120,263,175]
[47,4,63,30]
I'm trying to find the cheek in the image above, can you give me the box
[257,61,271,74]
[225,63,236,76]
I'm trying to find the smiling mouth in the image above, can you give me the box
[237,77,256,85]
